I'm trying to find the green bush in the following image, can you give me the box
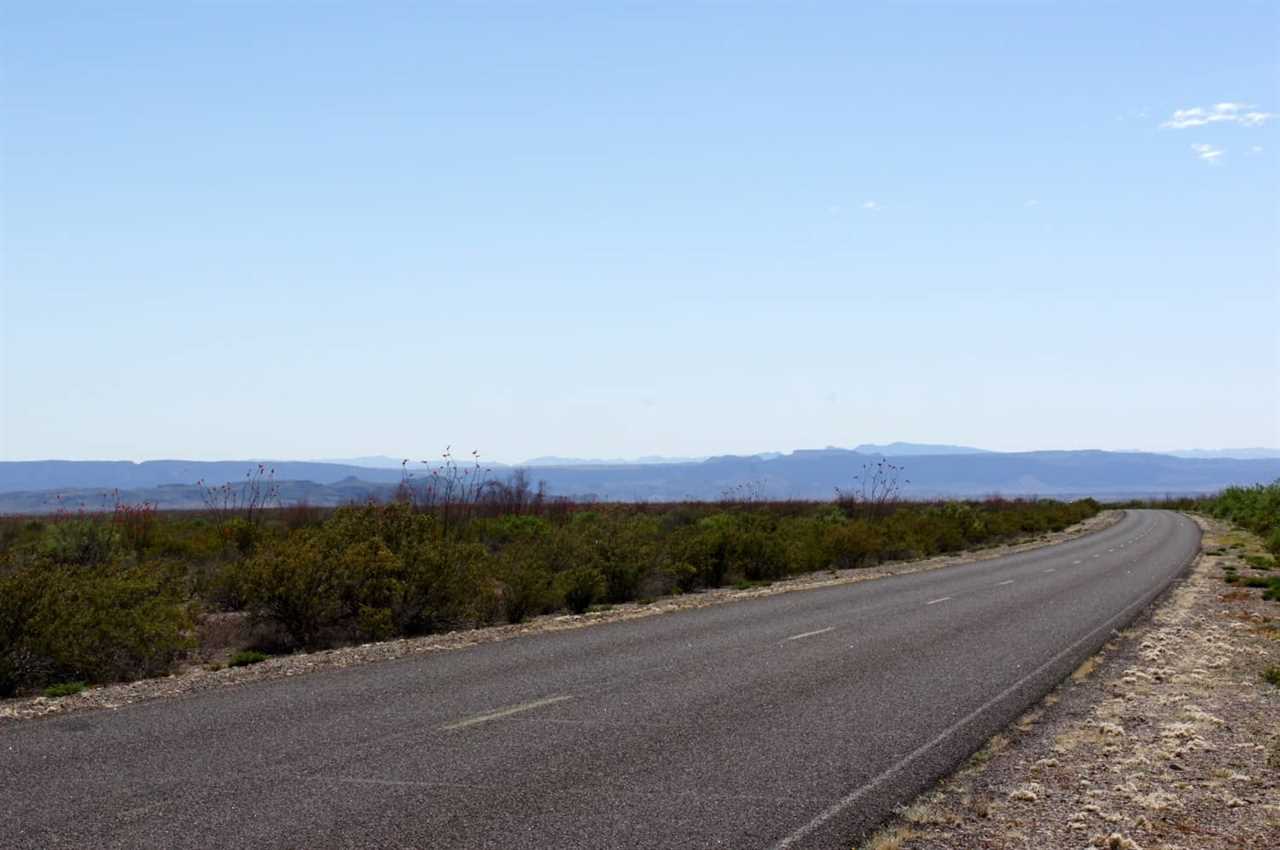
[228,532,345,647]
[1267,529,1280,560]
[43,681,86,698]
[229,650,268,667]
[222,517,262,556]
[823,519,883,569]
[1244,555,1275,570]
[497,555,553,624]
[556,566,604,614]
[0,561,193,695]
[42,517,118,566]
[396,540,496,634]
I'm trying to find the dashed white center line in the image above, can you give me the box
[785,627,835,642]
[1044,568,1055,573]
[995,579,1015,586]
[1072,560,1082,565]
[441,695,573,731]
[926,597,952,605]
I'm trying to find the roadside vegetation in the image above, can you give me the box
[0,461,1101,697]
[1125,482,1280,604]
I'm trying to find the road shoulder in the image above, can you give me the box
[858,514,1280,850]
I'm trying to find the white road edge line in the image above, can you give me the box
[441,695,572,731]
[925,597,952,605]
[995,579,1014,586]
[785,627,835,642]
[769,583,1168,850]
[1044,568,1055,573]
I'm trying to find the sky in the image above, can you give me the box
[2,1,1277,463]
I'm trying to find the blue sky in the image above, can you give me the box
[2,2,1277,462]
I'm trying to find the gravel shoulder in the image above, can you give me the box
[1,510,1120,725]
[857,514,1280,850]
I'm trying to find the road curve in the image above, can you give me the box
[1,510,1200,849]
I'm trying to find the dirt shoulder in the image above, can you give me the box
[859,514,1280,850]
[1,510,1121,725]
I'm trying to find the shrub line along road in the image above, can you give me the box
[1,510,1200,849]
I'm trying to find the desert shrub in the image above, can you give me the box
[556,566,604,614]
[0,568,48,696]
[333,538,403,621]
[588,516,665,602]
[1207,483,1280,539]
[230,532,345,647]
[356,605,397,641]
[280,500,325,531]
[229,650,268,667]
[823,519,883,569]
[1244,555,1275,570]
[42,516,118,566]
[660,560,699,593]
[673,516,733,589]
[43,681,86,698]
[496,552,553,624]
[396,540,495,633]
[477,514,551,546]
[152,520,224,560]
[112,501,157,561]
[230,504,500,646]
[730,526,788,581]
[221,517,262,556]
[329,502,434,551]
[0,560,193,694]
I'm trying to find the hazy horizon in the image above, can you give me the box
[3,3,1278,461]
[5,443,1280,467]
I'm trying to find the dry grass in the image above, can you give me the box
[858,825,917,850]
[1071,655,1101,682]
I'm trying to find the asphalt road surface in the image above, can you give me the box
[1,509,1200,849]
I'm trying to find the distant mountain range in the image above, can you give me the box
[521,455,712,467]
[2,447,1278,513]
[851,442,992,456]
[1161,448,1280,460]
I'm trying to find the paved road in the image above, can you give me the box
[1,510,1199,849]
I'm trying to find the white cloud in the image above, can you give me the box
[861,200,880,211]
[1162,102,1273,129]
[1191,143,1224,164]
[1024,199,1040,208]
[1249,145,1264,155]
